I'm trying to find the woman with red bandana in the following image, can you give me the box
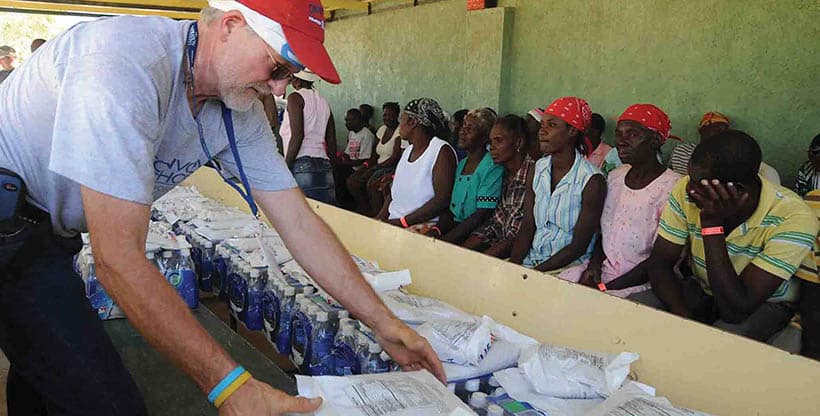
[510,97,606,272]
[558,104,682,297]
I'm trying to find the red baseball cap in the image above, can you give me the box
[209,0,341,84]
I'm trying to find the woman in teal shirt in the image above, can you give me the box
[438,108,504,243]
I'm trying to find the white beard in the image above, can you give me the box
[221,87,257,112]
[215,56,269,112]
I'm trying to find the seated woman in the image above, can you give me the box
[510,97,606,272]
[346,102,403,215]
[462,115,536,258]
[437,108,504,242]
[558,104,682,297]
[377,98,457,232]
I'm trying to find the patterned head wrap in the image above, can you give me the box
[404,98,448,134]
[618,104,676,144]
[699,111,731,129]
[543,97,592,132]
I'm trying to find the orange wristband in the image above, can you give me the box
[598,282,607,292]
[400,217,409,228]
[701,226,724,236]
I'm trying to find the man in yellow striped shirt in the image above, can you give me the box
[639,130,818,341]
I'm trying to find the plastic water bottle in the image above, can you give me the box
[308,311,336,375]
[487,404,504,416]
[274,288,297,354]
[379,351,400,372]
[230,262,250,322]
[353,332,371,363]
[244,268,265,331]
[456,378,481,405]
[190,236,203,276]
[291,302,317,372]
[85,256,118,319]
[176,249,198,309]
[361,342,389,374]
[481,375,502,395]
[84,255,98,297]
[73,233,91,277]
[228,254,242,285]
[213,247,230,299]
[331,324,360,376]
[338,310,350,320]
[160,250,173,275]
[469,392,489,416]
[199,241,214,292]
[262,279,282,342]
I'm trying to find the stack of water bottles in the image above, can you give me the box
[76,221,201,320]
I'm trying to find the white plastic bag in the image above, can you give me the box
[380,290,469,325]
[493,368,604,416]
[416,316,495,366]
[585,382,713,416]
[443,322,538,382]
[518,344,639,399]
[296,370,476,416]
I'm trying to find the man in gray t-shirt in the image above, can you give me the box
[0,1,444,414]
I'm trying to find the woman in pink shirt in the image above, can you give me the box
[559,104,681,297]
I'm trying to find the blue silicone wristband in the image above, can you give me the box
[208,366,246,404]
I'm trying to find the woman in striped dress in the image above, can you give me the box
[510,97,606,272]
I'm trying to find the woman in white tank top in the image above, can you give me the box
[377,98,457,234]
[280,70,337,205]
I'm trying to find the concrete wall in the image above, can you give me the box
[318,0,820,184]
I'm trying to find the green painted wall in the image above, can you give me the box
[320,0,820,184]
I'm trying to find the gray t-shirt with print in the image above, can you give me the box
[0,15,295,236]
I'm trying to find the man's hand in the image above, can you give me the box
[689,179,749,227]
[579,263,602,288]
[374,317,446,383]
[219,378,321,416]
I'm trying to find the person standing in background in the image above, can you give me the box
[0,46,16,84]
[30,38,46,53]
[281,69,338,204]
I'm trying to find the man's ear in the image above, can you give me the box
[219,10,247,39]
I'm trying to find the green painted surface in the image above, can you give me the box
[321,0,819,184]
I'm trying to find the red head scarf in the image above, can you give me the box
[543,97,592,133]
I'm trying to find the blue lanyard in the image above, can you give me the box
[186,22,259,217]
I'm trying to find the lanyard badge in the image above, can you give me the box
[186,23,259,217]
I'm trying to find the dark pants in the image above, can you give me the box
[292,156,337,206]
[628,277,794,342]
[0,219,146,415]
[800,279,820,360]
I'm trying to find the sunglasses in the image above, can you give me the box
[262,45,298,81]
